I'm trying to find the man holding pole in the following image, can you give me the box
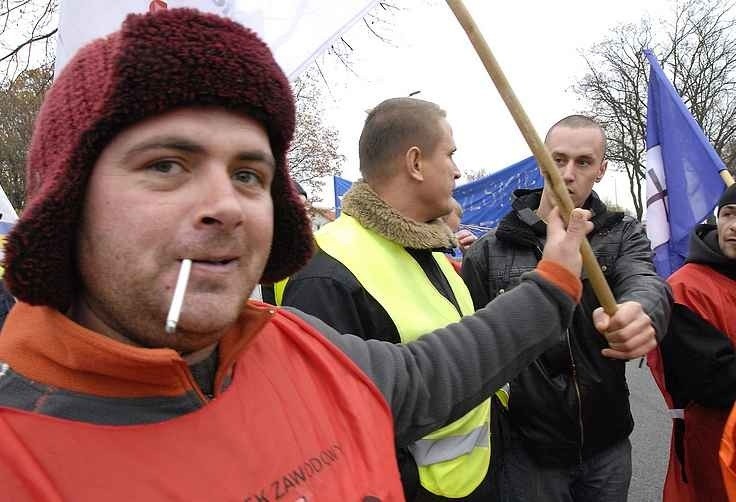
[462,115,671,502]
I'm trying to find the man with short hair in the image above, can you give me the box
[462,115,671,502]
[283,97,501,500]
[0,9,601,501]
[654,183,736,501]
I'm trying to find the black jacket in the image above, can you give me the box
[462,189,672,467]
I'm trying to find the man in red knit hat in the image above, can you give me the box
[0,8,604,501]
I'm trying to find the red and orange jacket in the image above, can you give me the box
[649,224,736,502]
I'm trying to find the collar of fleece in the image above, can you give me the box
[340,181,457,250]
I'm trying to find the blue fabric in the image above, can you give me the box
[453,156,543,237]
[331,156,542,235]
[644,49,727,277]
[333,176,352,217]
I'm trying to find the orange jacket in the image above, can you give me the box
[0,303,402,501]
[722,405,736,501]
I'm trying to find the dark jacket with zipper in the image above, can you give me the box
[462,188,672,467]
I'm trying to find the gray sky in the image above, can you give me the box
[314,0,673,212]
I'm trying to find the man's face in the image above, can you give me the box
[545,126,607,208]
[76,107,275,352]
[417,118,461,220]
[717,203,736,259]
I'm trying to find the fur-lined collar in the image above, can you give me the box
[341,181,457,250]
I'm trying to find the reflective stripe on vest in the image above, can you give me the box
[410,422,490,465]
[316,214,491,498]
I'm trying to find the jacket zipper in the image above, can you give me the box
[565,329,585,465]
[536,244,584,465]
[175,360,208,404]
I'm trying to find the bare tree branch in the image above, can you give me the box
[574,0,736,219]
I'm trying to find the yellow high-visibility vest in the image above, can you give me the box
[316,214,491,498]
[273,278,288,306]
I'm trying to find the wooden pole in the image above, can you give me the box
[445,0,617,314]
[721,169,735,187]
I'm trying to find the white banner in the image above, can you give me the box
[55,0,380,79]
[0,183,18,226]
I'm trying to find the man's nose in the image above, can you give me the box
[452,163,461,180]
[561,161,576,181]
[194,167,244,231]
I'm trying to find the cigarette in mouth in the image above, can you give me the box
[166,258,192,334]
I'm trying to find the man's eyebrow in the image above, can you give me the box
[121,137,205,163]
[120,137,276,169]
[236,151,276,170]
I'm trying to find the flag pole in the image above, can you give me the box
[721,169,735,187]
[445,0,617,314]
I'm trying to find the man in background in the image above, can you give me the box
[462,115,671,502]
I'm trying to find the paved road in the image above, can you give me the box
[627,359,671,501]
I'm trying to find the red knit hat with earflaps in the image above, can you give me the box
[3,8,314,311]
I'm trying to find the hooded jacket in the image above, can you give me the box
[462,189,671,467]
[652,224,736,502]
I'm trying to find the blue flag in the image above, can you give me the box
[644,49,727,277]
[333,175,353,216]
[453,156,543,236]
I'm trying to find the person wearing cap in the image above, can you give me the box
[0,9,598,501]
[652,183,736,502]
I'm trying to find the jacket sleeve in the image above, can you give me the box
[460,238,493,310]
[288,270,576,447]
[609,218,672,340]
[282,274,369,339]
[660,303,736,409]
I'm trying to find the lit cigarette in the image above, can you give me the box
[166,258,192,334]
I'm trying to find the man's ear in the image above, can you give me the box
[405,146,423,181]
[596,159,608,182]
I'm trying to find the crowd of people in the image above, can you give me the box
[0,7,733,502]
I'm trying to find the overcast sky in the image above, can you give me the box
[313,0,673,212]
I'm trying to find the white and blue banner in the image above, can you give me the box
[55,0,381,80]
[0,183,18,272]
[453,156,543,236]
[644,49,726,277]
